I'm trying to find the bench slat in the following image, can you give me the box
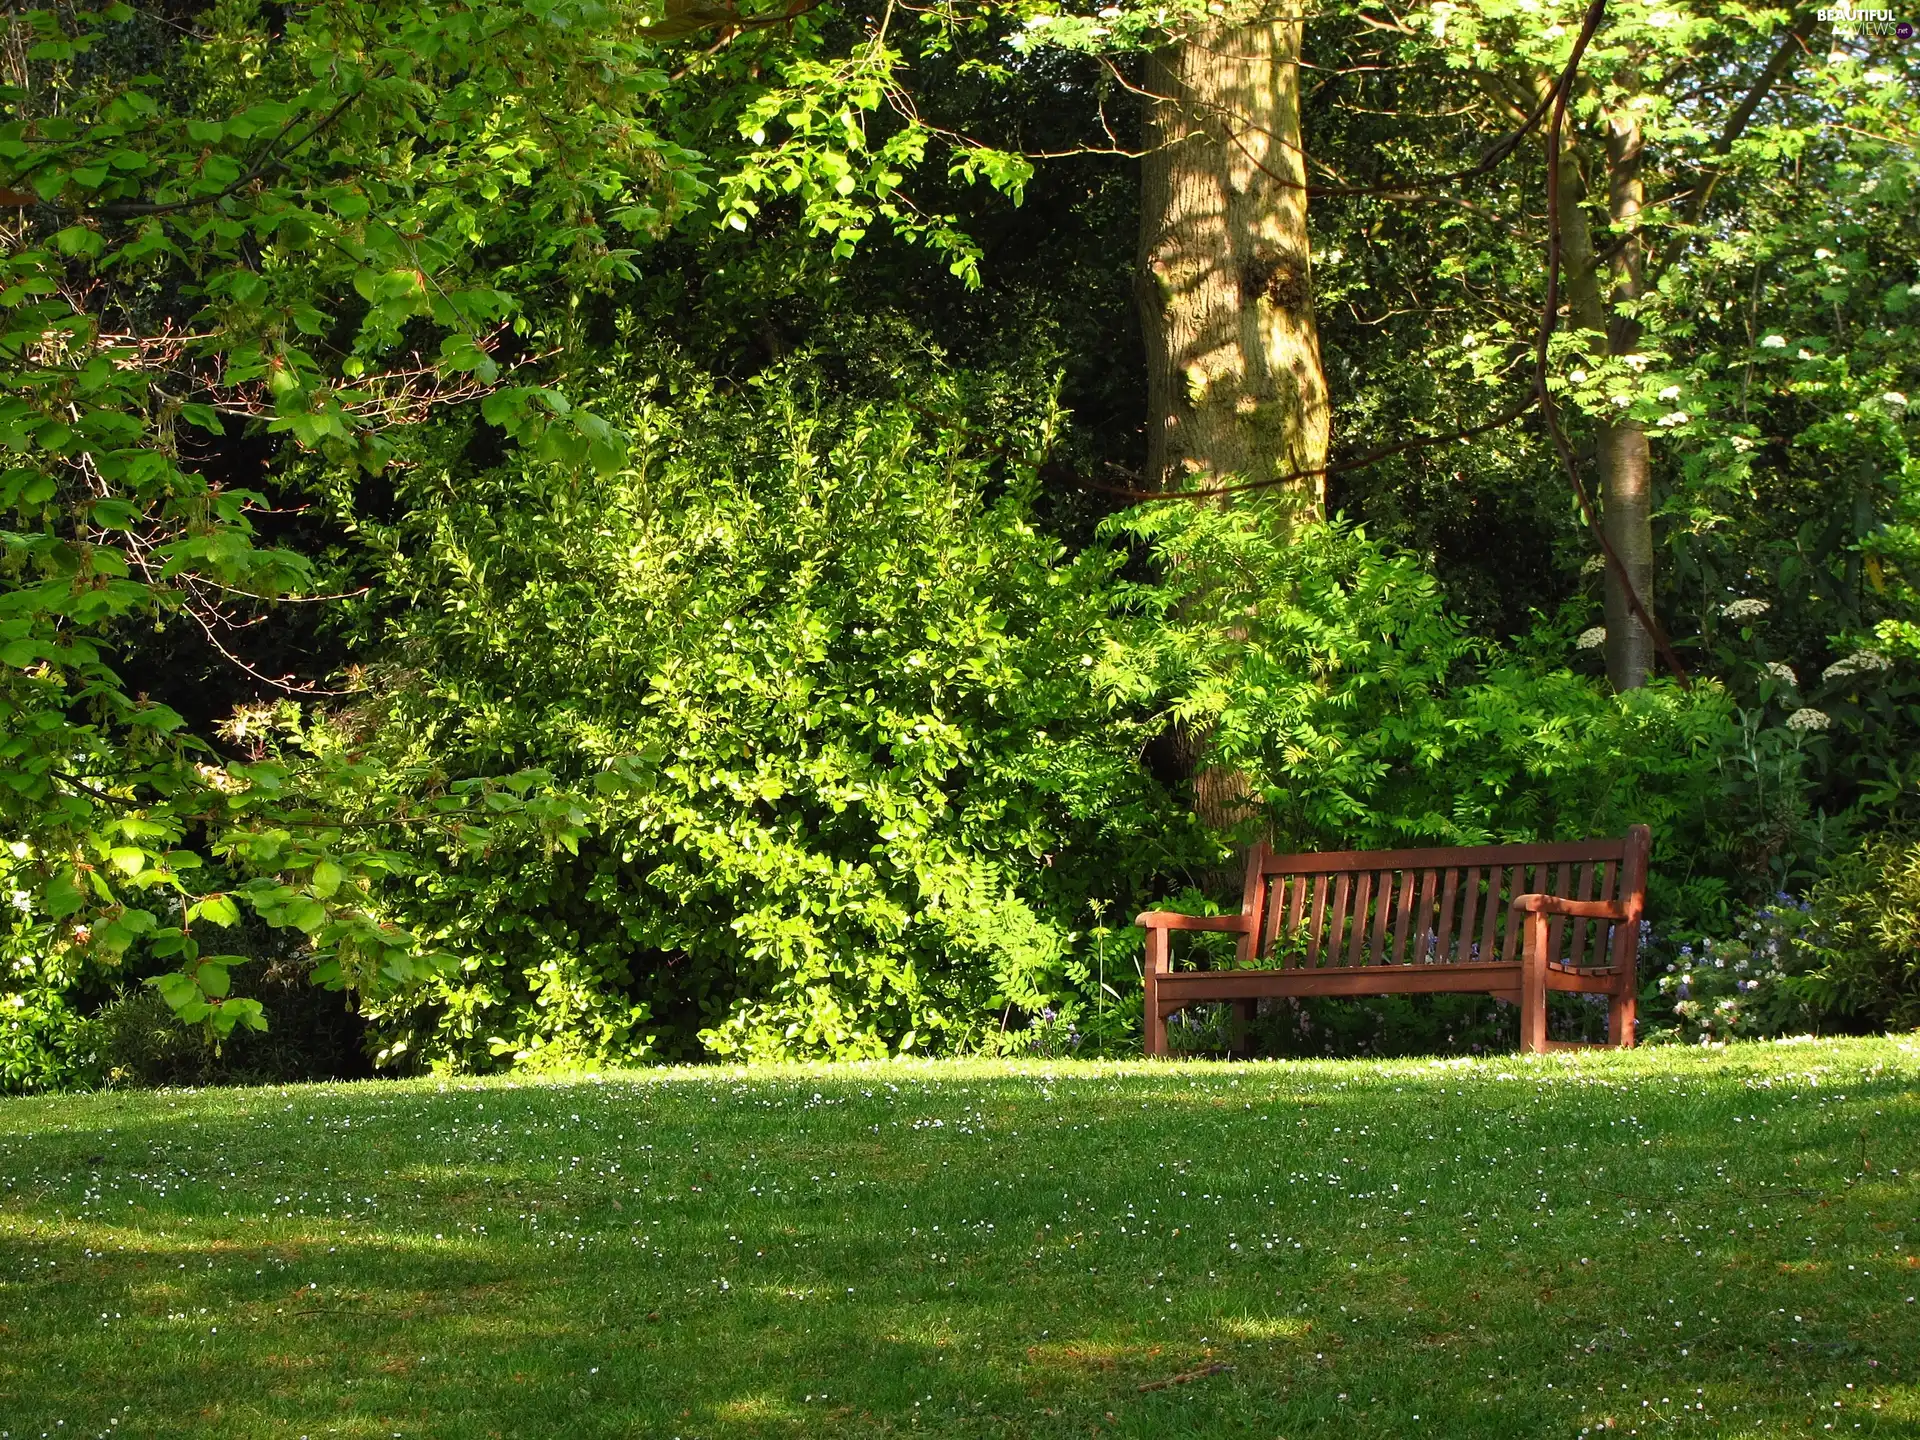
[1406,869,1425,963]
[1479,864,1504,965]
[1389,869,1415,964]
[1347,871,1374,966]
[1285,872,1308,949]
[1458,865,1485,962]
[1598,860,1619,970]
[1500,865,1528,963]
[1568,861,1595,967]
[1306,874,1331,966]
[1367,871,1392,965]
[1326,873,1352,968]
[1435,867,1461,964]
[1546,861,1572,964]
[1261,874,1287,962]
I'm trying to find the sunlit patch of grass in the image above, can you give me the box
[1218,1315,1312,1343]
[713,1392,799,1423]
[0,1037,1916,1436]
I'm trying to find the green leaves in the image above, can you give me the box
[716,45,998,284]
[323,348,1168,1067]
[147,957,266,1037]
[0,0,718,1049]
[1115,508,1740,863]
[191,894,242,928]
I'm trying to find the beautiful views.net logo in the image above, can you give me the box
[1816,5,1914,35]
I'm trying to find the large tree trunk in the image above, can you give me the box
[1137,10,1330,840]
[1137,11,1330,507]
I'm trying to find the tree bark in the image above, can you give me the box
[1598,109,1654,692]
[1138,10,1329,839]
[1138,9,1330,508]
[1542,83,1656,692]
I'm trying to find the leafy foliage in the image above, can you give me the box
[1107,508,1768,930]
[322,349,1181,1067]
[2,0,1916,1080]
[0,0,718,1042]
[1644,900,1828,1045]
[1803,834,1920,1029]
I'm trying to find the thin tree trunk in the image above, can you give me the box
[1599,109,1654,691]
[1138,10,1330,507]
[1544,84,1657,692]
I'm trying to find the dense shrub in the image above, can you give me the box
[93,966,371,1090]
[322,350,1188,1067]
[1641,837,1920,1044]
[1803,836,1920,1029]
[1106,507,1781,935]
[2,936,104,1094]
[1642,901,1828,1045]
[2,900,373,1094]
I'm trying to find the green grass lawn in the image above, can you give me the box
[2,1037,1916,1439]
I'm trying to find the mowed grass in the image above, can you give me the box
[1,1038,1916,1439]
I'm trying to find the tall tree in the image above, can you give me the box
[1137,2,1330,507]
[1135,1,1331,840]
[1471,9,1819,689]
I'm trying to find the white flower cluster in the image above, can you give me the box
[1764,662,1797,686]
[1721,598,1770,621]
[1785,707,1831,732]
[1657,411,1690,427]
[1823,649,1891,681]
[1576,625,1608,650]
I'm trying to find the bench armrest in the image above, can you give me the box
[1135,912,1253,933]
[1510,894,1629,920]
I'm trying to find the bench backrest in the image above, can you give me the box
[1235,828,1650,972]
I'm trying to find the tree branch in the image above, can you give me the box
[1655,12,1818,275]
[95,85,370,220]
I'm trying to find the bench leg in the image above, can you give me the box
[1144,928,1168,1057]
[1231,999,1257,1057]
[1608,986,1636,1049]
[1520,911,1549,1054]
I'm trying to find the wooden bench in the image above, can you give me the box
[1138,826,1649,1056]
